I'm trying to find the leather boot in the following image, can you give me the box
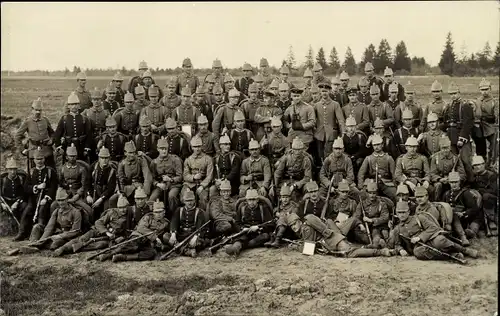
[247,233,270,248]
[463,248,479,258]
[225,241,242,256]
[111,254,127,262]
[465,222,480,239]
[29,224,44,242]
[459,235,470,247]
[270,226,286,248]
[72,241,84,253]
[376,248,393,257]
[98,253,113,262]
[264,236,275,247]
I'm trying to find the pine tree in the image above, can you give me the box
[458,41,468,64]
[342,47,357,75]
[393,41,412,72]
[286,45,297,70]
[495,41,500,69]
[316,47,328,70]
[304,45,314,69]
[478,41,493,69]
[328,47,341,74]
[360,44,377,72]
[438,32,456,76]
[373,39,392,73]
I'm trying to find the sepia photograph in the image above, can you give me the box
[0,2,498,316]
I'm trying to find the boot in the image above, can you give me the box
[111,254,127,262]
[225,241,242,256]
[451,252,465,261]
[184,248,197,257]
[13,230,28,241]
[98,253,113,262]
[269,226,286,248]
[463,248,479,259]
[465,222,480,239]
[72,241,84,253]
[247,233,270,248]
[264,236,275,247]
[459,235,470,247]
[376,248,393,257]
[53,244,72,257]
[29,224,44,242]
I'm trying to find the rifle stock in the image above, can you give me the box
[399,234,467,264]
[356,191,373,244]
[159,220,211,260]
[33,174,48,223]
[87,231,154,261]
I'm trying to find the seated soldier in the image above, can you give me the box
[182,136,214,210]
[265,184,301,248]
[393,108,419,155]
[209,180,238,237]
[225,189,275,256]
[27,188,83,251]
[159,118,192,161]
[228,110,255,157]
[354,181,390,248]
[395,183,417,216]
[342,114,369,176]
[56,195,132,257]
[135,115,159,159]
[239,139,271,198]
[392,200,478,262]
[1,158,28,236]
[274,137,312,202]
[97,117,126,162]
[260,116,289,167]
[358,134,397,202]
[471,155,498,236]
[166,189,209,257]
[195,114,218,157]
[210,135,241,198]
[297,180,327,220]
[102,200,170,263]
[429,135,466,201]
[149,137,183,219]
[417,111,445,157]
[367,117,400,160]
[395,135,432,197]
[86,147,117,220]
[130,188,151,228]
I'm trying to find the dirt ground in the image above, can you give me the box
[0,236,497,316]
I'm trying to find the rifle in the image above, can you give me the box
[399,234,467,264]
[388,127,402,157]
[28,229,79,247]
[320,174,336,220]
[33,174,48,223]
[356,191,373,244]
[484,212,492,237]
[73,236,110,253]
[208,228,248,254]
[87,231,154,261]
[159,220,212,260]
[0,196,20,227]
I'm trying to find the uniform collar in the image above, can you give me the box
[65,162,77,169]
[76,87,87,93]
[250,155,262,162]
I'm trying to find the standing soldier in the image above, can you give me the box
[260,117,289,167]
[182,136,214,210]
[240,139,272,198]
[252,73,265,100]
[172,86,201,137]
[417,112,445,157]
[15,98,56,169]
[211,84,226,115]
[284,87,316,153]
[113,92,140,141]
[339,71,350,95]
[274,138,312,201]
[342,115,369,176]
[175,58,199,95]
[74,72,92,112]
[159,118,191,161]
[195,114,218,157]
[1,158,28,236]
[97,117,126,162]
[140,85,168,132]
[212,88,241,140]
[104,71,125,107]
[357,77,372,105]
[442,82,475,182]
[313,82,345,165]
[204,59,225,89]
[393,108,419,155]
[343,86,370,135]
[476,78,498,167]
[241,83,262,136]
[83,88,110,161]
[381,67,405,102]
[210,135,241,197]
[141,71,164,101]
[149,137,183,218]
[159,78,182,117]
[312,63,330,86]
[398,82,423,130]
[102,83,120,114]
[278,65,295,90]
[134,116,159,159]
[330,76,349,107]
[385,82,404,130]
[367,83,394,135]
[429,135,466,201]
[394,136,432,196]
[302,68,314,103]
[421,80,447,132]
[86,147,117,221]
[235,63,254,96]
[128,60,151,96]
[133,85,149,112]
[259,58,275,87]
[276,83,292,116]
[223,74,245,104]
[193,85,214,129]
[209,179,238,237]
[53,92,93,161]
[227,111,255,157]
[363,62,384,99]
[254,89,283,141]
[470,155,497,235]
[358,134,397,201]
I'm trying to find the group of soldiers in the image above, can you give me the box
[0,57,498,264]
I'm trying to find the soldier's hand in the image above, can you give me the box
[261,138,269,146]
[68,196,78,203]
[155,237,163,247]
[358,224,365,231]
[330,186,336,193]
[169,233,177,246]
[221,127,228,135]
[249,225,260,233]
[363,216,372,223]
[410,236,420,244]
[439,177,448,184]
[405,181,416,191]
[106,232,114,239]
[92,197,104,208]
[22,149,29,156]
[40,198,47,206]
[37,183,47,190]
[416,134,424,143]
[422,181,430,189]
[400,249,409,257]
[11,201,19,210]
[97,140,103,148]
[258,187,267,196]
[457,140,464,148]
[189,235,198,248]
[194,173,203,180]
[196,186,204,196]
[86,196,94,205]
[157,183,167,190]
[162,175,172,182]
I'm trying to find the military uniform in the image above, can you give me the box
[381,81,405,103]
[313,97,345,160]
[169,204,208,245]
[161,130,192,161]
[102,99,120,115]
[193,97,214,130]
[284,100,316,148]
[358,151,397,201]
[114,107,140,140]
[175,73,199,96]
[342,131,369,174]
[342,101,370,134]
[475,83,499,164]
[160,94,182,117]
[182,145,214,210]
[53,111,93,160]
[75,87,92,112]
[149,151,183,216]
[241,98,262,136]
[209,193,238,235]
[354,194,389,247]
[274,150,312,200]
[319,151,357,196]
[443,186,482,241]
[367,100,394,133]
[0,165,28,231]
[134,132,159,159]
[172,103,201,135]
[394,126,419,155]
[140,104,168,128]
[240,155,272,197]
[88,157,117,219]
[394,151,431,191]
[395,102,422,130]
[116,145,152,199]
[357,90,372,105]
[235,74,254,97]
[82,107,110,141]
[253,103,283,141]
[100,132,126,162]
[261,130,289,166]
[212,150,241,197]
[471,158,497,230]
[429,151,466,200]
[228,128,254,157]
[418,129,445,157]
[212,103,242,138]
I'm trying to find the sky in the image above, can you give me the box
[1,2,499,71]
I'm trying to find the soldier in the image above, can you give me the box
[160,118,191,161]
[354,181,390,248]
[15,97,56,169]
[1,158,28,232]
[240,83,262,136]
[128,60,152,96]
[429,135,466,201]
[367,84,394,135]
[259,58,275,87]
[97,117,127,162]
[167,189,209,257]
[252,73,265,100]
[260,117,289,167]
[134,115,159,159]
[15,148,58,241]
[115,141,152,205]
[133,85,149,112]
[284,87,316,153]
[301,68,314,103]
[343,86,370,135]
[319,137,358,199]
[240,139,271,197]
[143,72,163,102]
[210,135,241,198]
[203,74,218,102]
[182,136,214,210]
[265,184,301,248]
[268,78,280,96]
[228,110,255,157]
[172,86,201,137]
[53,92,93,161]
[392,199,478,262]
[339,71,350,93]
[358,134,397,201]
[86,147,117,220]
[421,80,447,132]
[104,71,125,107]
[74,72,92,112]
[381,67,405,102]
[356,77,372,105]
[212,88,241,140]
[235,63,254,96]
[313,82,345,165]
[470,155,497,235]
[105,200,170,263]
[312,63,330,86]
[278,65,294,90]
[393,108,419,155]
[28,188,83,251]
[223,74,245,104]
[413,186,452,234]
[195,114,218,157]
[475,78,498,166]
[385,82,404,131]
[208,179,238,236]
[211,84,226,115]
[276,83,291,114]
[225,189,275,256]
[204,59,225,89]
[67,195,132,256]
[363,62,384,99]
[298,181,326,219]
[330,76,349,107]
[159,78,182,117]
[83,88,110,159]
[102,83,120,115]
[417,112,446,157]
[114,92,140,140]
[193,86,214,129]
[309,84,322,105]
[395,183,417,215]
[342,115,369,176]
[148,138,183,218]
[395,136,432,196]
[367,117,399,160]
[443,82,475,182]
[398,82,423,130]
[254,89,283,141]
[130,188,151,228]
[140,85,168,132]
[175,58,199,95]
[274,138,312,201]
